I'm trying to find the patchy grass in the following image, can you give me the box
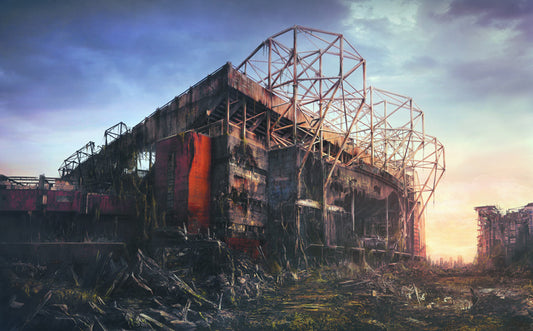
[231,263,533,330]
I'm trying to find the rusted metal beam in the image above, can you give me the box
[226,90,230,134]
[297,81,341,177]
[324,99,365,187]
[242,97,247,139]
[293,27,298,144]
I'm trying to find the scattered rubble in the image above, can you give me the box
[2,250,533,330]
[232,260,533,330]
[0,240,273,330]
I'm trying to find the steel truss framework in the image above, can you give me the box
[237,25,445,221]
[58,141,96,178]
[104,121,129,147]
[58,122,130,178]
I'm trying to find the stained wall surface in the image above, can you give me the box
[155,132,211,233]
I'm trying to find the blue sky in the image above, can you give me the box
[1,0,532,262]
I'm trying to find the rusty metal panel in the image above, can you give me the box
[46,190,81,212]
[228,139,267,171]
[210,135,230,231]
[187,133,211,234]
[210,134,268,242]
[227,65,274,107]
[227,66,307,125]
[128,67,227,149]
[226,135,268,229]
[154,136,175,212]
[86,193,135,215]
[155,132,211,233]
[0,189,40,211]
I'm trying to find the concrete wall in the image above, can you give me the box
[211,134,268,240]
[267,145,407,254]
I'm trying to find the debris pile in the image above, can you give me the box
[0,240,272,330]
[3,249,533,330]
[233,260,533,329]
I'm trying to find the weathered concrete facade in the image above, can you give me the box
[475,203,533,266]
[56,61,436,260]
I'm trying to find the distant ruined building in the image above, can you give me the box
[0,26,445,265]
[475,203,533,266]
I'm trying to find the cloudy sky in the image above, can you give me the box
[1,0,532,262]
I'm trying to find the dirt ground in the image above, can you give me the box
[229,262,533,330]
[2,246,533,330]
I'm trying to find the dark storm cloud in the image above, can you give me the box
[411,0,533,102]
[0,1,154,113]
[444,0,533,40]
[0,0,349,116]
[446,0,532,22]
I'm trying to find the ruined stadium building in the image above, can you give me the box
[475,203,533,265]
[0,26,445,264]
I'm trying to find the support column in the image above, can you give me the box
[322,152,328,246]
[351,187,355,232]
[293,27,298,145]
[319,55,323,158]
[386,195,389,250]
[267,38,272,149]
[370,86,374,166]
[384,100,387,171]
[267,107,271,149]
[226,91,230,135]
[242,98,247,139]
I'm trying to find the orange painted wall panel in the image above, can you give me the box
[155,132,211,233]
[187,133,211,234]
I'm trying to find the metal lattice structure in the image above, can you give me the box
[237,25,445,220]
[58,141,95,178]
[237,25,366,151]
[104,121,129,147]
[360,87,446,220]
